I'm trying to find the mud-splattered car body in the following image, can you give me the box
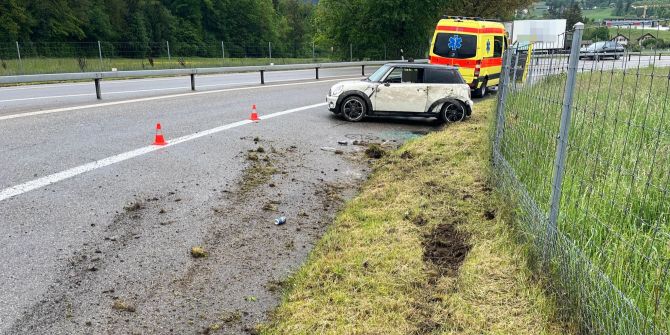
[327,63,474,123]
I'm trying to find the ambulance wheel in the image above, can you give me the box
[472,79,487,98]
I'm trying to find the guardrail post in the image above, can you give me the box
[659,53,662,60]
[545,22,584,263]
[315,67,319,80]
[361,65,365,76]
[628,53,631,61]
[260,70,265,84]
[190,74,195,91]
[94,78,102,100]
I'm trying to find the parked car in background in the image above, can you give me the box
[326,63,473,123]
[580,41,625,60]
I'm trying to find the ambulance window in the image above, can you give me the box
[494,36,504,57]
[433,33,477,59]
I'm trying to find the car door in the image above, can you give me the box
[374,67,428,113]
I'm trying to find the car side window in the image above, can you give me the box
[385,68,424,84]
[385,68,402,83]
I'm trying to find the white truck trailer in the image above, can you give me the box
[504,19,568,50]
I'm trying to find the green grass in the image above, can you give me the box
[583,8,622,21]
[0,56,331,76]
[261,100,571,334]
[500,66,670,333]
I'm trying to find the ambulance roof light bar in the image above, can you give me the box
[442,16,501,22]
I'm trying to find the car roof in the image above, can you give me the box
[385,63,459,70]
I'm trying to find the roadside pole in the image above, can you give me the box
[98,41,104,71]
[221,41,225,66]
[312,41,315,61]
[269,42,272,63]
[350,44,353,62]
[167,41,171,62]
[545,22,585,263]
[16,41,23,75]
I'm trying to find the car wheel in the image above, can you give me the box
[340,95,366,122]
[440,101,466,123]
[472,79,487,98]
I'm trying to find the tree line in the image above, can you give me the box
[1,0,532,60]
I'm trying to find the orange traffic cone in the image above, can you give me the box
[153,123,167,146]
[250,104,260,122]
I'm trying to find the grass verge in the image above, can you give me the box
[261,99,570,334]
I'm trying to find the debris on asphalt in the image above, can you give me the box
[190,246,208,258]
[320,147,337,152]
[112,299,136,312]
[334,150,344,155]
[337,140,348,145]
[274,217,287,225]
[256,146,265,153]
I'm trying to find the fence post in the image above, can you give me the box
[494,47,514,151]
[98,41,104,71]
[511,51,521,88]
[545,22,584,262]
[350,44,353,62]
[269,42,272,62]
[167,41,171,62]
[384,44,387,60]
[221,41,225,65]
[16,41,23,75]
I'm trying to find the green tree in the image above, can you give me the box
[0,0,32,41]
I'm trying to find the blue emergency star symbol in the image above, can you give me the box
[486,40,491,53]
[448,35,463,51]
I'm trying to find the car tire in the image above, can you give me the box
[340,95,367,122]
[439,101,466,123]
[472,79,487,98]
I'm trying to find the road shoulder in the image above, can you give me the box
[261,99,571,334]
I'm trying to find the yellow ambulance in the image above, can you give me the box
[429,16,507,97]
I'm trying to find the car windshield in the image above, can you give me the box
[367,65,391,82]
[433,33,477,59]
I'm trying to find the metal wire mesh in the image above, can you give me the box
[494,25,670,334]
[0,40,427,76]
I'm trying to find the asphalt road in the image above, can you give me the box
[0,66,375,116]
[0,69,442,334]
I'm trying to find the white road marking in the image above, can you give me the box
[0,102,327,202]
[0,77,353,121]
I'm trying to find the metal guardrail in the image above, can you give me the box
[0,60,415,99]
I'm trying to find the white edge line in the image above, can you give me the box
[0,77,357,122]
[0,102,327,202]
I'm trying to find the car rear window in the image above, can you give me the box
[424,68,466,84]
[433,33,477,59]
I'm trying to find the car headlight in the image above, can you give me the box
[330,84,344,96]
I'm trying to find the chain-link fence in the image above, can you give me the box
[0,40,428,76]
[494,23,669,334]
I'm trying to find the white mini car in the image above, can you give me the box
[327,63,473,123]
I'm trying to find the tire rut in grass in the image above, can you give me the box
[423,223,471,278]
